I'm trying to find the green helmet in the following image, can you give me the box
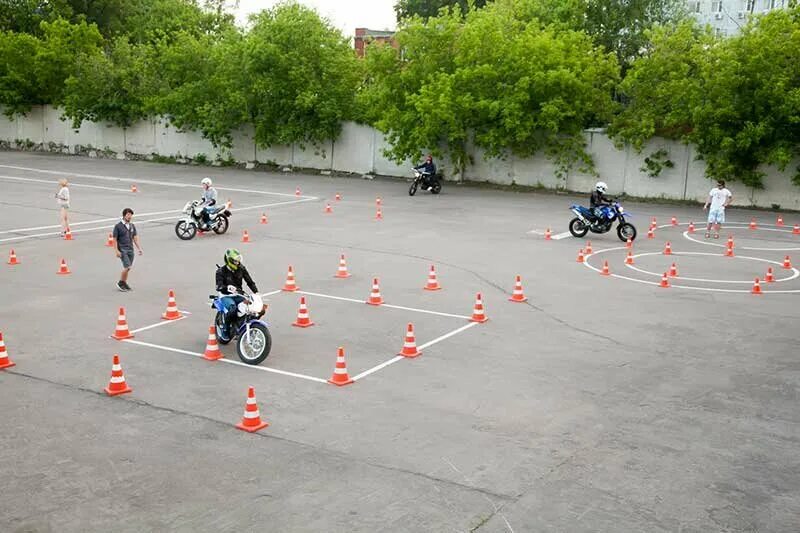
[224,248,242,271]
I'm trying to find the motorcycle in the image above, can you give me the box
[569,200,637,242]
[409,168,442,196]
[209,291,272,365]
[174,200,231,240]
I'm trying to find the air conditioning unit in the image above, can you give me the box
[715,12,724,19]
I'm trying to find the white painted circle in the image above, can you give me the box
[666,222,800,252]
[622,251,799,284]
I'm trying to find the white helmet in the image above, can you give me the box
[201,177,213,187]
[595,181,608,193]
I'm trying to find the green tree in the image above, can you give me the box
[395,0,490,21]
[0,0,74,35]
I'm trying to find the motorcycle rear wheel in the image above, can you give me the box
[213,215,229,235]
[569,217,589,238]
[430,181,442,194]
[237,323,271,365]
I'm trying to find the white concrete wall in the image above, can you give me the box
[2,105,799,208]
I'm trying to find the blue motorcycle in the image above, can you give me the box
[569,200,637,242]
[209,292,271,365]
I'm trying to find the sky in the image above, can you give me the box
[235,1,398,35]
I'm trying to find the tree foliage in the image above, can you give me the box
[395,0,490,21]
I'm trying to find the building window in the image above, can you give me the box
[746,0,754,11]
[689,0,701,12]
[712,1,723,12]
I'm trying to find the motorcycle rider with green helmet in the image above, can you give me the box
[216,248,259,329]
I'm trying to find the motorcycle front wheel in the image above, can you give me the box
[617,222,637,242]
[175,220,197,240]
[237,323,271,365]
[213,215,229,235]
[409,181,418,196]
[569,217,589,238]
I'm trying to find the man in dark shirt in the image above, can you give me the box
[112,208,143,292]
[215,248,259,330]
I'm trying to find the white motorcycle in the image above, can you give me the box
[174,200,231,240]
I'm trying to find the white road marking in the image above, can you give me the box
[129,316,187,334]
[297,290,472,320]
[622,251,799,284]
[550,231,572,240]
[0,174,133,193]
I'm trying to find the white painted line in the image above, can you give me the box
[121,339,328,383]
[297,290,472,320]
[623,251,799,284]
[0,208,182,234]
[129,316,187,334]
[258,289,283,298]
[682,230,799,252]
[0,174,133,192]
[550,231,572,240]
[351,322,479,381]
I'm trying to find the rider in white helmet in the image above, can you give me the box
[590,181,611,222]
[200,177,218,229]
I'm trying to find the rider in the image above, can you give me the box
[215,249,259,329]
[414,155,437,189]
[589,181,612,223]
[200,177,218,229]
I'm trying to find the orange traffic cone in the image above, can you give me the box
[647,228,655,239]
[626,237,632,249]
[111,307,134,340]
[203,325,223,360]
[469,292,488,323]
[57,258,71,275]
[328,347,354,386]
[576,249,585,263]
[235,386,269,432]
[726,235,734,248]
[282,266,299,292]
[625,251,635,265]
[105,233,114,247]
[130,184,138,193]
[424,265,442,291]
[508,275,528,302]
[668,263,679,277]
[324,203,332,214]
[671,216,678,226]
[335,193,341,201]
[659,272,670,288]
[161,289,182,320]
[687,222,695,234]
[751,277,763,295]
[663,241,672,255]
[776,216,784,227]
[375,207,383,220]
[765,267,775,283]
[600,261,610,276]
[295,187,301,197]
[793,224,800,235]
[260,213,268,224]
[0,332,16,370]
[725,243,735,257]
[398,323,422,358]
[7,249,20,265]
[334,254,351,278]
[585,241,593,255]
[783,255,792,269]
[64,227,73,240]
[292,297,314,328]
[544,228,551,240]
[651,216,657,227]
[366,278,384,306]
[749,218,757,230]
[104,354,132,396]
[241,230,250,243]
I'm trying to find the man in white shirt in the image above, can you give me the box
[703,180,733,239]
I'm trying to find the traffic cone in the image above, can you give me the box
[282,266,299,292]
[793,223,800,235]
[544,227,551,240]
[111,307,134,340]
[235,386,269,432]
[292,297,314,328]
[668,263,679,277]
[335,193,341,201]
[585,241,593,255]
[366,278,384,306]
[324,203,332,214]
[328,347,354,386]
[64,227,73,240]
[783,255,792,269]
[398,323,422,358]
[241,230,250,243]
[375,207,383,220]
[376,197,382,206]
[651,216,657,227]
[687,222,695,234]
[647,228,655,239]
[161,289,182,320]
[203,325,223,360]
[469,292,488,323]
[776,216,784,226]
[576,249,585,263]
[726,235,734,249]
[626,237,632,249]
[130,184,138,193]
[765,267,775,283]
[105,233,114,247]
[260,213,268,224]
[600,261,610,276]
[625,251,635,265]
[508,275,528,302]
[295,187,301,197]
[725,243,735,257]
[751,277,763,295]
[749,218,757,230]
[671,216,678,226]
[56,258,71,275]
[7,249,19,265]
[424,265,442,291]
[659,272,670,288]
[663,241,672,255]
[334,254,351,278]
[104,354,132,396]
[0,332,16,370]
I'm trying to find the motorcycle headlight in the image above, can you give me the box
[618,206,624,213]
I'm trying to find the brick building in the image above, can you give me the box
[354,28,397,58]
